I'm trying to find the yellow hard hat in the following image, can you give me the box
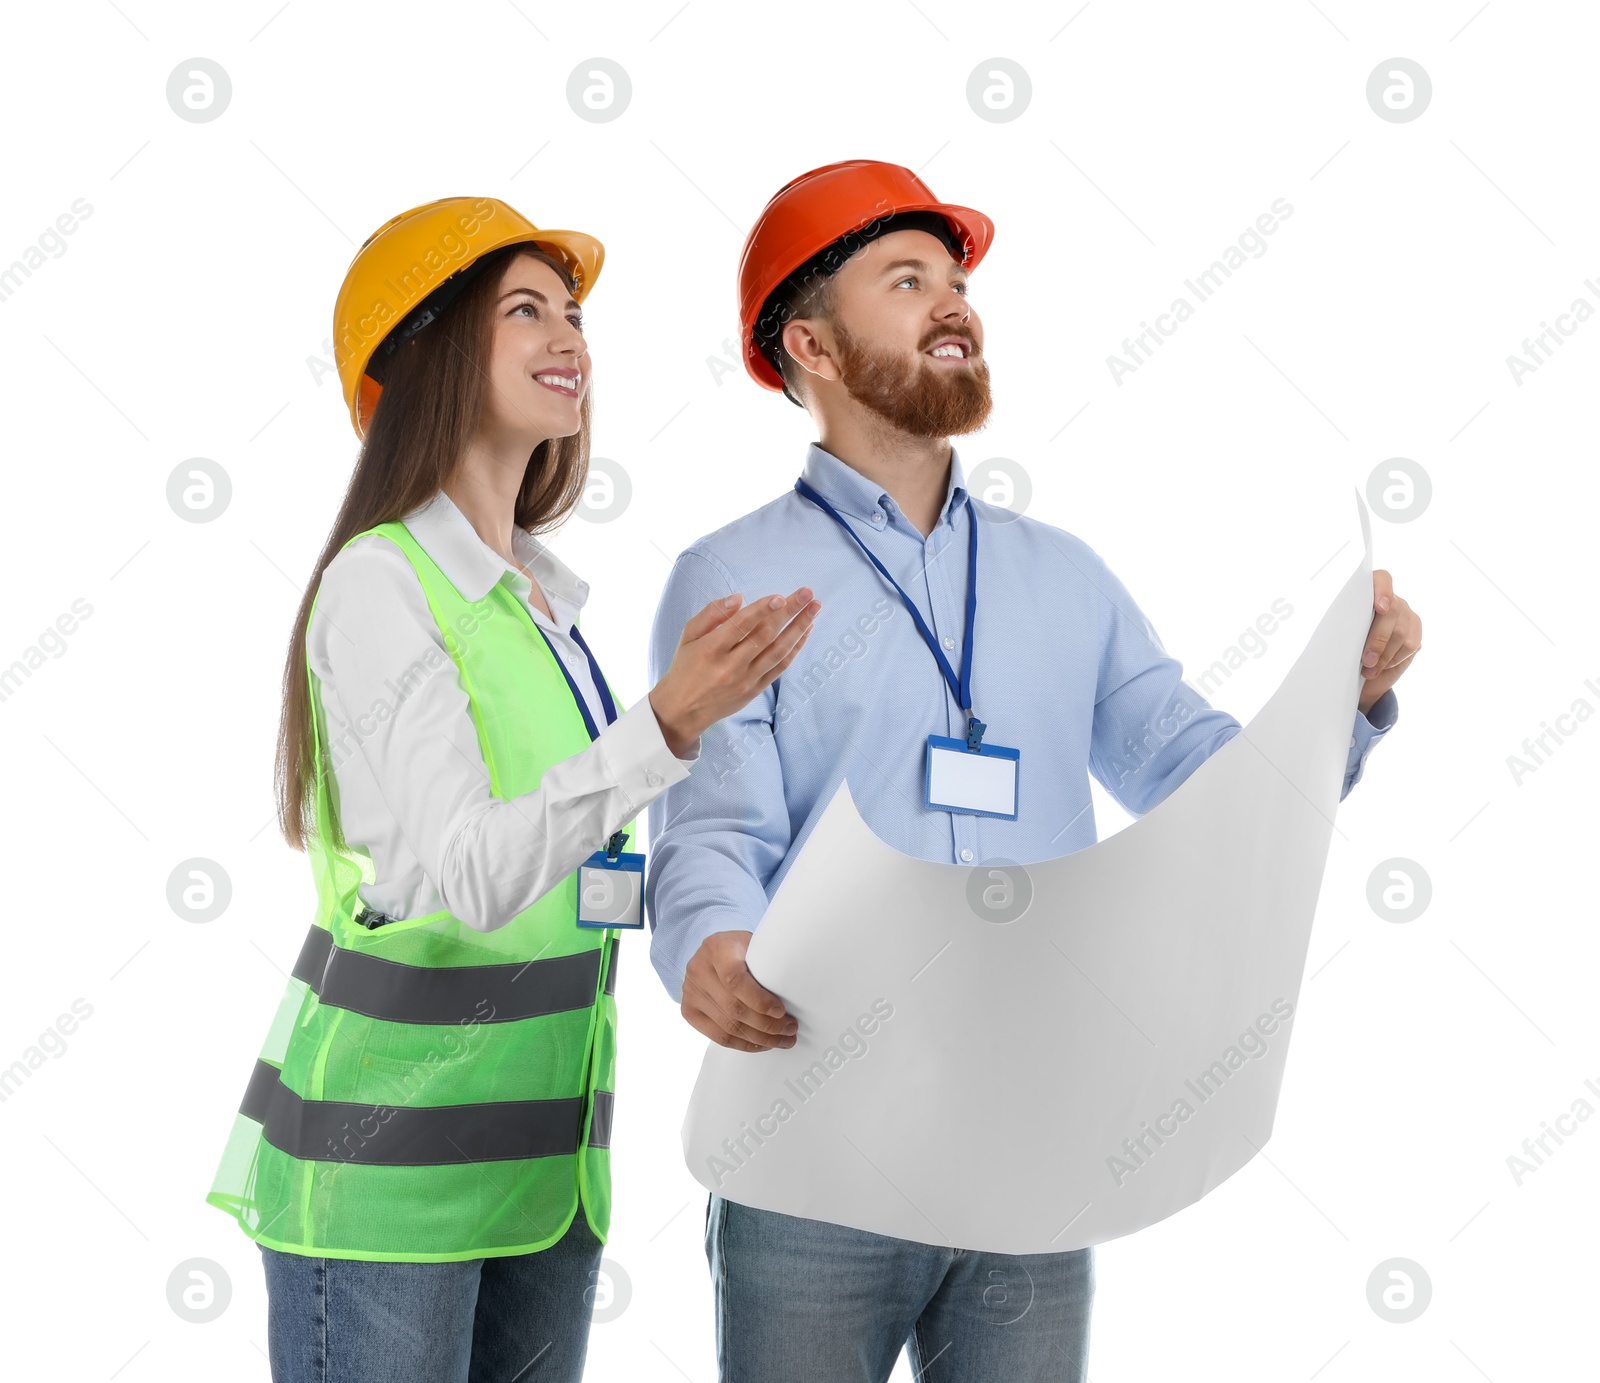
[333,196,605,438]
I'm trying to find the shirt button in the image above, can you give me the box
[1349,736,1356,748]
[872,509,884,523]
[942,635,956,650]
[959,847,974,863]
[645,769,663,787]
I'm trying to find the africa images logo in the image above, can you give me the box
[706,999,894,1187]
[1106,999,1294,1187]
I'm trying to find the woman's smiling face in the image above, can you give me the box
[481,250,591,443]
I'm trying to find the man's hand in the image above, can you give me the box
[681,931,797,1052]
[1359,569,1421,716]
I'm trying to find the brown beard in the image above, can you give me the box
[831,320,993,438]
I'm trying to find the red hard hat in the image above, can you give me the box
[737,160,995,393]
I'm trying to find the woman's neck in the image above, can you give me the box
[444,453,556,621]
[444,448,524,565]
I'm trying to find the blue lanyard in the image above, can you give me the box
[794,477,987,750]
[530,618,629,857]
[531,620,619,742]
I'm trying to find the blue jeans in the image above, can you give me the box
[258,1210,603,1383]
[705,1194,1094,1382]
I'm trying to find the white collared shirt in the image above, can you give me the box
[307,489,698,932]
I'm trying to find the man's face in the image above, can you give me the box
[807,227,991,438]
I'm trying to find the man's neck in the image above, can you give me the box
[815,421,953,538]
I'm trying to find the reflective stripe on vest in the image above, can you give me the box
[240,1059,614,1163]
[291,924,603,1025]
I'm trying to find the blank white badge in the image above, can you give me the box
[577,861,644,929]
[925,737,1020,819]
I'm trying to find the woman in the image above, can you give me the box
[206,197,820,1382]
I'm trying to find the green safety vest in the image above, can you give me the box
[207,518,630,1262]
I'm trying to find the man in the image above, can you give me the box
[645,160,1420,1382]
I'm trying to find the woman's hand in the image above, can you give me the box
[648,588,820,757]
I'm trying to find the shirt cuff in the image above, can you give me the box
[1345,687,1399,792]
[596,697,697,815]
[1357,686,1399,738]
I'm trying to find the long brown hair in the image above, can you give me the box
[275,243,593,851]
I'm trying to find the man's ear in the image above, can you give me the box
[781,317,839,390]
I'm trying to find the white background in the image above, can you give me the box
[1,1,1594,1379]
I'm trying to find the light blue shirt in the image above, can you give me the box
[645,442,1398,1002]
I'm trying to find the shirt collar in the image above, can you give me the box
[401,489,590,622]
[797,442,970,531]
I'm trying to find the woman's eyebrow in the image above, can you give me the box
[498,286,582,311]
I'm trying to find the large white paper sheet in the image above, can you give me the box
[681,498,1375,1254]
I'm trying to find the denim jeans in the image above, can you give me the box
[258,1209,604,1383]
[704,1194,1094,1382]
